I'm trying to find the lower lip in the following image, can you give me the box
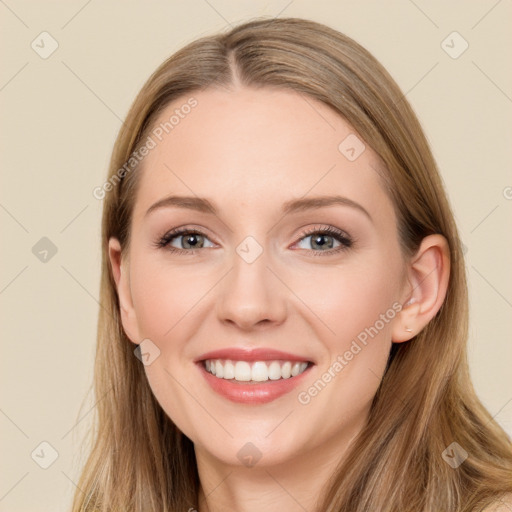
[197,362,314,404]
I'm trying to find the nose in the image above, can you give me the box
[215,245,287,331]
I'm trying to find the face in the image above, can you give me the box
[111,86,412,469]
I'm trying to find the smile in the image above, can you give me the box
[195,347,315,404]
[204,359,309,382]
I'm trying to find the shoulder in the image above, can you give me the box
[482,493,512,511]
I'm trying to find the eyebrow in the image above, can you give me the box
[145,194,372,221]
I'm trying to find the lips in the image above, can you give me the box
[194,347,315,364]
[194,347,315,404]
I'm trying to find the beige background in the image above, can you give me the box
[1,1,511,510]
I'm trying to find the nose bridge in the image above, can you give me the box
[215,235,286,329]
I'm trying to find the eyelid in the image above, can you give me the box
[292,224,352,242]
[155,225,219,250]
[156,224,354,255]
[289,225,353,253]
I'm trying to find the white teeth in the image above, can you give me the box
[291,362,301,377]
[235,361,251,381]
[223,360,235,379]
[251,361,268,381]
[215,360,224,378]
[281,361,292,379]
[203,359,310,382]
[268,361,282,380]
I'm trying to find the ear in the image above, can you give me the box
[392,234,450,343]
[108,237,141,345]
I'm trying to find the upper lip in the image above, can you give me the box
[195,347,315,364]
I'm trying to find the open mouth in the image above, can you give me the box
[203,359,312,383]
[194,347,315,403]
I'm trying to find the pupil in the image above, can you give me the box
[185,234,200,248]
[313,234,332,249]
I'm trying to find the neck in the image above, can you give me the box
[195,411,368,512]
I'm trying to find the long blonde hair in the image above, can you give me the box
[71,17,512,511]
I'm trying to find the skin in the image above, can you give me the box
[109,85,450,512]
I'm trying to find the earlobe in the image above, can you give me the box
[392,234,450,343]
[392,302,421,342]
[108,237,141,345]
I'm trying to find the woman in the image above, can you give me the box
[73,17,512,511]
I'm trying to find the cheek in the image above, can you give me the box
[129,255,203,341]
[292,256,401,351]
[128,254,206,433]
[291,258,401,428]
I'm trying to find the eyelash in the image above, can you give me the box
[154,225,354,257]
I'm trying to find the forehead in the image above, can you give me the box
[132,86,393,223]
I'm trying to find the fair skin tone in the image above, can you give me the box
[108,86,450,512]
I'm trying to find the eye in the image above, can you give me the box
[155,225,354,256]
[293,225,353,256]
[155,228,215,254]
